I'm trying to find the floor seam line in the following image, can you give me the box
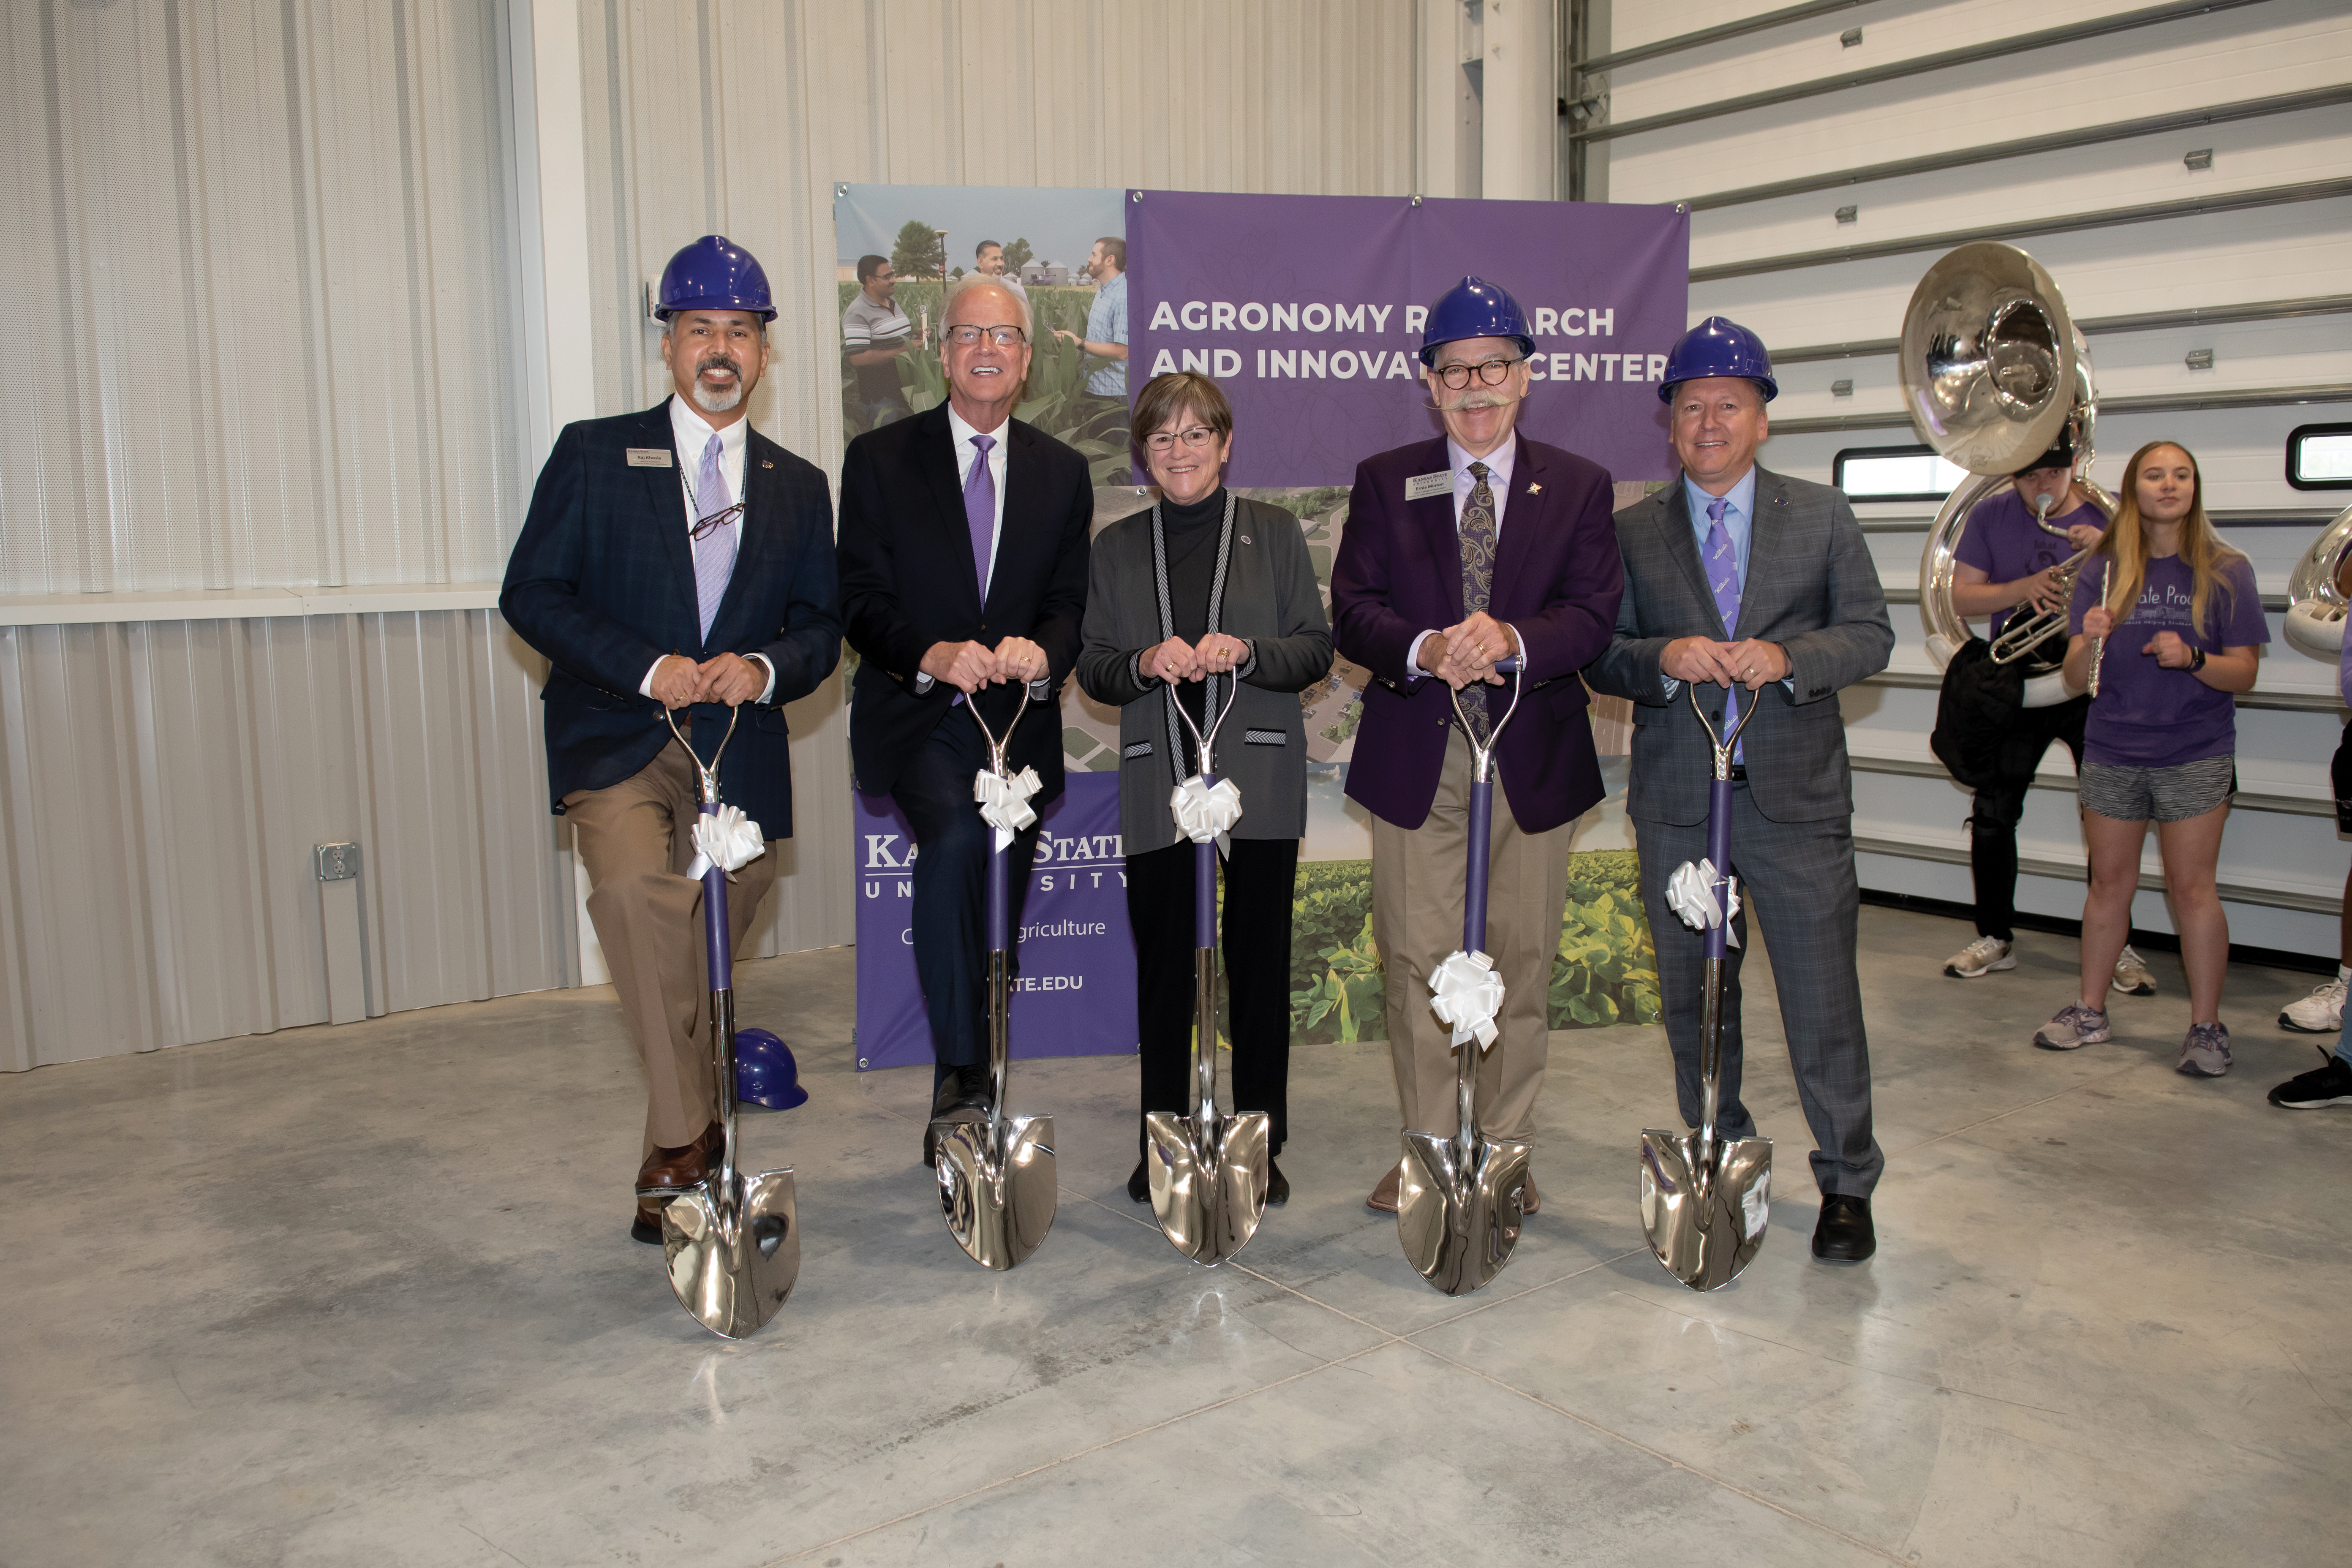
[1887,1059,2141,1157]
[757,1343,1395,1567]
[1402,1340,1914,1566]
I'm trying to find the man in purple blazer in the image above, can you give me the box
[1330,277,1625,1214]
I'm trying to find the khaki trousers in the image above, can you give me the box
[1371,727,1572,1143]
[564,739,779,1154]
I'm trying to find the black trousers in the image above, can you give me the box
[1126,836,1298,1157]
[892,714,1043,1073]
[1969,694,2087,941]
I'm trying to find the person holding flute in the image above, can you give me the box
[2033,441,2268,1075]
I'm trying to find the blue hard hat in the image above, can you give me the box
[1419,276,1536,365]
[735,1027,808,1109]
[656,234,776,322]
[1658,316,1777,402]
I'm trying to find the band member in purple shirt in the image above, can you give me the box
[2268,556,2352,1109]
[1941,436,2153,994]
[2033,441,2268,1075]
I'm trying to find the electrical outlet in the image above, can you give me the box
[1832,379,1854,397]
[314,842,361,882]
[1835,205,1858,225]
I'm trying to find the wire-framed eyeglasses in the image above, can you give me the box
[942,324,1028,348]
[1143,426,1220,453]
[689,501,745,542]
[1431,357,1524,390]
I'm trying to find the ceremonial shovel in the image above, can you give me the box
[1638,682,1773,1292]
[643,707,799,1339]
[931,688,1058,1270]
[1144,676,1271,1265]
[1397,668,1534,1296]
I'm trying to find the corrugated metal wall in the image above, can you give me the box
[0,0,1424,1070]
[1581,0,2352,958]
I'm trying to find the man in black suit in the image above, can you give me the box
[837,278,1092,1165]
[502,235,840,1243]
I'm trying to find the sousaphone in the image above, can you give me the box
[1905,242,2116,705]
[2282,504,2352,659]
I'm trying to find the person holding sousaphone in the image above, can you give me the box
[2036,441,2268,1075]
[1077,371,1334,1210]
[1936,434,2156,995]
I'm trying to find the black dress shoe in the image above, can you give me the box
[631,1201,666,1245]
[924,1064,992,1169]
[1812,1194,1876,1263]
[1265,1159,1289,1207]
[1127,1159,1150,1203]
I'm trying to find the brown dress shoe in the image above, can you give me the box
[1365,1162,1403,1213]
[637,1123,720,1195]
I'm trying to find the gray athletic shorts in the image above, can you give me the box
[2077,754,2236,822]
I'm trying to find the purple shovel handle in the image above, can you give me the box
[1195,772,1218,951]
[986,828,1010,954]
[1462,776,1493,953]
[701,797,732,993]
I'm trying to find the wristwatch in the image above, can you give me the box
[2188,647,2207,672]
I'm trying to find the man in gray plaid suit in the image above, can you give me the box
[1584,317,1894,1263]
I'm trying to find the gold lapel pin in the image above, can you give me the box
[1527,482,1542,495]
[760,459,774,468]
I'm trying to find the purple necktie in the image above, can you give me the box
[693,433,737,643]
[965,433,997,600]
[1703,495,1744,761]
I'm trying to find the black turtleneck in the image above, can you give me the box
[1159,486,1228,648]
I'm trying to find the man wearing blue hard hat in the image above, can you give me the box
[1585,316,1894,1263]
[503,234,841,1244]
[1331,276,1626,1217]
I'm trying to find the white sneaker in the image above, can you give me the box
[2281,975,2348,1033]
[2110,945,2156,997]
[1944,935,2016,978]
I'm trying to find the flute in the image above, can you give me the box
[2088,560,2111,698]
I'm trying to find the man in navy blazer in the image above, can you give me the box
[502,237,839,1243]
[1331,277,1624,1215]
[838,278,1091,1168]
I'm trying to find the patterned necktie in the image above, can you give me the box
[1457,460,1498,740]
[1702,495,1744,761]
[693,433,737,643]
[965,433,998,601]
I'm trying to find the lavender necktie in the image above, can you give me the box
[1702,495,1744,761]
[693,433,737,643]
[965,433,997,600]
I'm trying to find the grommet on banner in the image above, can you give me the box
[1410,194,1423,207]
[1131,190,1143,202]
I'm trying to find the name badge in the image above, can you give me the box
[626,448,672,468]
[1405,471,1452,501]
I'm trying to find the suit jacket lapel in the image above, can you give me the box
[1737,468,1792,632]
[643,400,698,630]
[704,431,781,645]
[917,403,985,616]
[990,420,1040,622]
[1408,438,1465,624]
[1489,435,1542,613]
[1654,478,1726,638]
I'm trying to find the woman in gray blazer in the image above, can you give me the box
[1077,372,1334,1207]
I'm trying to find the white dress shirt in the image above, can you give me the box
[639,393,774,702]
[1408,437,1521,678]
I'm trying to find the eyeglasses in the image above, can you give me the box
[1143,427,1220,453]
[1432,357,1523,390]
[943,324,1028,348]
[690,501,745,542]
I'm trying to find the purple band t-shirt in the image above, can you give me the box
[1954,490,2104,640]
[2069,552,2268,768]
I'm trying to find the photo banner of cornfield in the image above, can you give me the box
[833,185,1669,1063]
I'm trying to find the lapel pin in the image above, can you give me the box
[761,459,774,468]
[1239,534,1251,544]
[1527,482,1542,495]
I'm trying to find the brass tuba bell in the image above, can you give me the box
[1904,242,2116,708]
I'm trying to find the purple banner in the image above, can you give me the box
[853,772,1138,1071]
[1127,190,1689,486]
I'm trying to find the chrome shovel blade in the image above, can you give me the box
[934,1114,1057,1271]
[659,1166,800,1339]
[1143,1108,1270,1266]
[1638,1130,1772,1292]
[1396,1129,1532,1296]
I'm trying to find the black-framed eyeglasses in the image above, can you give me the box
[690,501,745,542]
[943,324,1028,348]
[1432,357,1523,390]
[1143,426,1220,453]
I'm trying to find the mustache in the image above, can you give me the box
[697,354,738,375]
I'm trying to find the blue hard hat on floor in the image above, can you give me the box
[1420,276,1536,364]
[735,1027,808,1109]
[655,234,777,322]
[1659,316,1777,402]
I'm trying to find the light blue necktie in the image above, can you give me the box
[1703,495,1744,762]
[693,433,737,643]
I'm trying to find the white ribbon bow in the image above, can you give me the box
[974,765,1043,851]
[1169,773,1243,853]
[684,804,767,880]
[1666,858,1741,948]
[1426,949,1506,1051]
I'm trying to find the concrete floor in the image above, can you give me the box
[4,904,2349,1566]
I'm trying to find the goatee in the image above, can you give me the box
[692,382,744,414]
